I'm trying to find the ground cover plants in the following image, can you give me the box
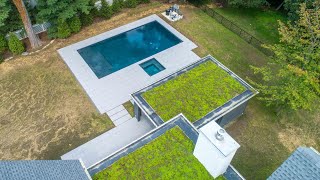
[143,61,246,122]
[93,127,217,180]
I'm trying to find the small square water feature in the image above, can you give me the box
[140,58,165,76]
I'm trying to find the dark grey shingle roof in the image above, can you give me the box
[268,147,320,180]
[0,160,91,180]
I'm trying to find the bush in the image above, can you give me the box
[0,53,4,64]
[80,12,94,26]
[112,0,122,13]
[125,0,138,8]
[100,0,113,19]
[8,33,25,55]
[139,0,150,4]
[57,20,71,39]
[0,35,7,53]
[69,16,82,33]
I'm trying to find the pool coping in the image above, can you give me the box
[58,14,198,113]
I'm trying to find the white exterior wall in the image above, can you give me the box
[194,132,236,178]
[193,120,240,178]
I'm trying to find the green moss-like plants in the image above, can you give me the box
[142,61,246,122]
[8,33,25,55]
[0,34,7,53]
[57,20,71,39]
[93,127,215,179]
[69,16,82,33]
[99,0,113,19]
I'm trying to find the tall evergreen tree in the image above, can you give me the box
[250,3,320,111]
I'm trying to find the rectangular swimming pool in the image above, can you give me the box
[78,21,182,78]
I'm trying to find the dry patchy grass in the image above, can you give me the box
[0,1,167,160]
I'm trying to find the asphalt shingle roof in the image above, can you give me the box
[0,160,91,180]
[268,147,320,180]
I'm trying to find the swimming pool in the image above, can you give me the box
[78,21,182,78]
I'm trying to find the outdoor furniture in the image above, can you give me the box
[162,4,183,22]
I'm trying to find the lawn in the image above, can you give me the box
[142,61,246,122]
[169,5,319,179]
[213,7,287,44]
[93,127,217,180]
[0,1,168,160]
[0,2,319,180]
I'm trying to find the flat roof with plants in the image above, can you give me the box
[92,126,222,180]
[142,60,246,122]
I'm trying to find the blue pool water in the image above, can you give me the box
[140,58,165,76]
[78,21,182,78]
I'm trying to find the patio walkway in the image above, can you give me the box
[61,116,155,168]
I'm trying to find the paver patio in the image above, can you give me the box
[58,14,199,113]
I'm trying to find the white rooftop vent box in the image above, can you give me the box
[193,120,240,178]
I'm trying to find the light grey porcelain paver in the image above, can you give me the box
[58,14,199,113]
[113,114,132,126]
[61,117,155,168]
[106,105,125,117]
[110,109,129,121]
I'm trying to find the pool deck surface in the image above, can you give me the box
[58,14,199,113]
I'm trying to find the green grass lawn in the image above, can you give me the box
[93,127,219,180]
[142,61,246,122]
[166,5,319,179]
[214,7,286,44]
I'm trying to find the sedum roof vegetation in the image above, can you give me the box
[93,127,224,180]
[142,61,246,122]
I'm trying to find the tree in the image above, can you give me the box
[227,0,268,8]
[250,3,320,111]
[284,0,314,21]
[36,0,92,36]
[0,0,10,27]
[37,0,92,24]
[12,0,41,49]
[0,0,22,35]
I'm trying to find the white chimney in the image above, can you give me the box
[193,120,240,178]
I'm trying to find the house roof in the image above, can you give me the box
[0,160,91,180]
[268,147,320,180]
[132,55,257,128]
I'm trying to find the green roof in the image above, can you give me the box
[142,61,246,122]
[92,127,216,180]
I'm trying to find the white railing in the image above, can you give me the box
[6,22,51,40]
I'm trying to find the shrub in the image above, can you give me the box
[100,0,113,19]
[139,0,150,4]
[0,53,4,64]
[69,16,82,33]
[57,20,71,39]
[8,33,25,55]
[0,34,7,53]
[80,12,94,26]
[118,0,125,8]
[47,26,58,39]
[125,0,138,8]
[112,0,122,13]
